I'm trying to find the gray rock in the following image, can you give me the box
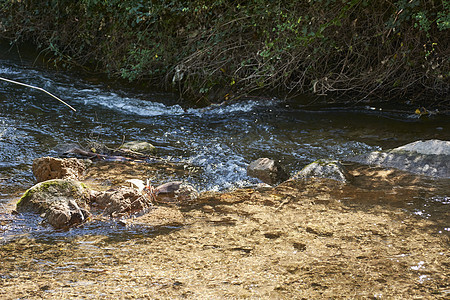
[394,139,450,155]
[16,179,91,229]
[347,139,450,178]
[247,158,289,185]
[44,200,90,229]
[293,159,349,182]
[120,141,156,154]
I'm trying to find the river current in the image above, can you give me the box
[0,45,449,240]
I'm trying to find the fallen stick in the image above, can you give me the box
[62,147,161,163]
[0,76,76,111]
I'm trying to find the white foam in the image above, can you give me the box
[0,66,21,75]
[187,98,280,117]
[80,93,185,116]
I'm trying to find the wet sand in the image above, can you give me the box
[1,174,448,299]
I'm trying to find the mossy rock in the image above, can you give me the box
[17,179,90,214]
[119,141,156,155]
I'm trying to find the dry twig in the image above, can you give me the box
[0,76,76,111]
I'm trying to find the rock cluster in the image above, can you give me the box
[16,139,449,230]
[17,154,198,229]
[247,140,450,185]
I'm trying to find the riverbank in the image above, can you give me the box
[1,137,450,298]
[1,1,449,106]
[1,174,449,298]
[1,49,449,297]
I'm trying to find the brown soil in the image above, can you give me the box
[0,163,448,299]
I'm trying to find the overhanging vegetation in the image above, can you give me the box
[1,0,449,106]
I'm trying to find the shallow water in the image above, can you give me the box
[0,44,449,241]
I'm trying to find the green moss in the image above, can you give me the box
[40,179,69,189]
[16,179,85,209]
[307,159,337,167]
[316,159,330,166]
[16,187,34,207]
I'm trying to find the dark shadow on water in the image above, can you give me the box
[334,164,450,237]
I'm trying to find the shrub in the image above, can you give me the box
[1,0,448,106]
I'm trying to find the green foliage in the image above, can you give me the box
[0,0,448,104]
[437,1,450,30]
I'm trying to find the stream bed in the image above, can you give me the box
[0,45,449,298]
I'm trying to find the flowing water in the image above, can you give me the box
[0,44,449,242]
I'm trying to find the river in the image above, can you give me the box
[0,44,449,240]
[1,44,450,299]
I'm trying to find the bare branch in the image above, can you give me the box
[0,76,76,112]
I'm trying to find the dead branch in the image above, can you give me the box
[0,76,76,111]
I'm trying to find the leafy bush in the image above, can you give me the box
[1,0,448,106]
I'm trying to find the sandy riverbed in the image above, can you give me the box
[1,164,448,299]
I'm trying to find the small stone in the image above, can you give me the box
[117,219,128,226]
[154,181,199,205]
[120,141,156,154]
[202,205,214,213]
[247,158,289,185]
[125,179,146,192]
[293,159,349,182]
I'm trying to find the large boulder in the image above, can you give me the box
[292,159,350,182]
[394,139,450,155]
[16,179,91,229]
[247,158,289,185]
[33,157,85,183]
[347,139,450,178]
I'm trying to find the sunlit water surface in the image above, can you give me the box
[0,45,449,241]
